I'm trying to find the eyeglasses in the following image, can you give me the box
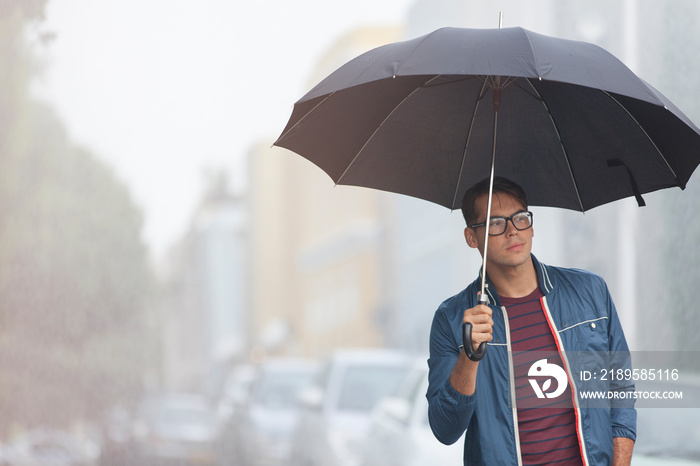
[469,211,534,236]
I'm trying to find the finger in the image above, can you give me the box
[464,312,494,326]
[471,332,493,347]
[463,305,492,320]
[470,322,493,335]
[468,315,494,327]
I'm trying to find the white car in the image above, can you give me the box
[238,358,319,466]
[0,429,99,466]
[631,405,700,465]
[361,359,463,466]
[291,349,413,466]
[630,377,700,465]
[132,393,218,465]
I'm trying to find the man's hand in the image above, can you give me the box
[449,298,493,396]
[463,299,493,351]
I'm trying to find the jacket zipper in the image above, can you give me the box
[541,296,590,466]
[501,305,523,466]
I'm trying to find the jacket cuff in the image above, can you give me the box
[612,426,636,442]
[445,378,478,405]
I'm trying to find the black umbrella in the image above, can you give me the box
[274,26,700,359]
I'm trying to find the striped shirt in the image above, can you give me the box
[501,287,583,466]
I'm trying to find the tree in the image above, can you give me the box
[0,0,156,431]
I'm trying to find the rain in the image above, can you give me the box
[1,0,699,465]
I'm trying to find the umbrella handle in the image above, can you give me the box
[462,322,487,361]
[462,292,489,361]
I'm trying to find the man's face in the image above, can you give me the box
[464,192,534,270]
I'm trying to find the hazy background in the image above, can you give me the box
[1,0,699,463]
[35,0,414,257]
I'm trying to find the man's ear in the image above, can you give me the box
[464,227,479,249]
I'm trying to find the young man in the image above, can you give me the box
[426,177,636,465]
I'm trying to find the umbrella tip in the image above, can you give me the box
[498,11,503,28]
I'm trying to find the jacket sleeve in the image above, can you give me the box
[602,279,637,441]
[426,305,475,445]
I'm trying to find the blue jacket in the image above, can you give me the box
[427,255,636,465]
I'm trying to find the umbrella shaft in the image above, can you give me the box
[493,85,501,112]
[480,88,501,301]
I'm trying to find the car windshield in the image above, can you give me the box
[252,371,316,408]
[336,365,408,412]
[157,405,214,426]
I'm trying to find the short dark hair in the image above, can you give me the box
[461,177,528,226]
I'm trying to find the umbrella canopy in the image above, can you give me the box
[275,27,700,212]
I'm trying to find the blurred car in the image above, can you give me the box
[0,429,99,466]
[631,378,700,465]
[238,358,319,466]
[631,407,700,465]
[131,393,218,465]
[361,358,463,466]
[291,348,412,466]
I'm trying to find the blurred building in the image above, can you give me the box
[246,141,303,358]
[246,32,409,359]
[159,172,248,395]
[249,143,394,358]
[248,27,405,358]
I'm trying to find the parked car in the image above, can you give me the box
[361,358,463,466]
[291,349,412,466]
[0,429,99,466]
[238,358,319,466]
[131,393,218,465]
[631,378,700,465]
[631,407,700,465]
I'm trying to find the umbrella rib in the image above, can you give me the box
[336,75,444,185]
[275,92,337,143]
[524,78,586,212]
[603,91,680,182]
[422,75,478,89]
[451,79,490,209]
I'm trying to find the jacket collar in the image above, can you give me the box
[532,254,555,294]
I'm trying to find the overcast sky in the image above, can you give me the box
[34,0,413,258]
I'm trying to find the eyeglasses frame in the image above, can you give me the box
[469,210,534,236]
